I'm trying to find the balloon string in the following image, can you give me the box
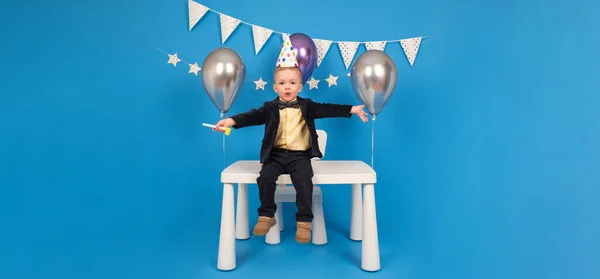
[371,115,376,168]
[221,112,226,168]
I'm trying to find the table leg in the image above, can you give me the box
[275,202,284,231]
[361,183,380,271]
[217,183,236,271]
[265,220,281,244]
[311,192,328,245]
[350,183,363,241]
[235,183,249,240]
[277,183,285,231]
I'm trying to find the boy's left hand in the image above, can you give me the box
[351,105,368,123]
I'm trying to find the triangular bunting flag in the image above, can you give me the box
[313,39,332,67]
[338,42,360,69]
[219,14,241,44]
[400,37,422,66]
[365,41,386,51]
[252,25,273,55]
[188,0,209,31]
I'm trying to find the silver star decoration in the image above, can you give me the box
[167,53,181,67]
[325,73,338,87]
[254,77,267,90]
[188,62,201,75]
[306,77,320,90]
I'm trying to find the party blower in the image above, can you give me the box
[203,123,231,136]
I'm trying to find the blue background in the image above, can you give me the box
[1,0,599,278]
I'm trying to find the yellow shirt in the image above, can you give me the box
[274,98,310,151]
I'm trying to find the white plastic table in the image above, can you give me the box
[217,160,380,271]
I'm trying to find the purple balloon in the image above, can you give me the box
[289,33,317,84]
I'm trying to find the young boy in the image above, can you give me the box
[213,37,368,244]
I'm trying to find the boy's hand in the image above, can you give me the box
[351,105,368,123]
[214,118,236,132]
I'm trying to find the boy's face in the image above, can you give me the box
[273,68,303,102]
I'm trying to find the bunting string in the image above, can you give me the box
[187,0,429,70]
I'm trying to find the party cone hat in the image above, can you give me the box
[277,35,299,68]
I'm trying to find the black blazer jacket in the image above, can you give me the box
[230,96,353,163]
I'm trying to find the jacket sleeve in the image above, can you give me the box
[229,102,268,128]
[310,99,353,119]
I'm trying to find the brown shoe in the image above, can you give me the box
[295,222,312,244]
[252,216,276,236]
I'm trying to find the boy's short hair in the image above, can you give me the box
[273,67,303,83]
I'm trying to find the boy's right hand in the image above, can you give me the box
[214,118,236,132]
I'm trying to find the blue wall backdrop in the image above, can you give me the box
[1,0,598,278]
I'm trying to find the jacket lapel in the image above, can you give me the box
[298,97,308,120]
[269,97,280,124]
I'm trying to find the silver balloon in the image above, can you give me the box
[201,47,246,116]
[350,50,397,117]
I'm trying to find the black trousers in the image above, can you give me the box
[256,148,314,222]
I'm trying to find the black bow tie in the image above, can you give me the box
[278,99,299,109]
